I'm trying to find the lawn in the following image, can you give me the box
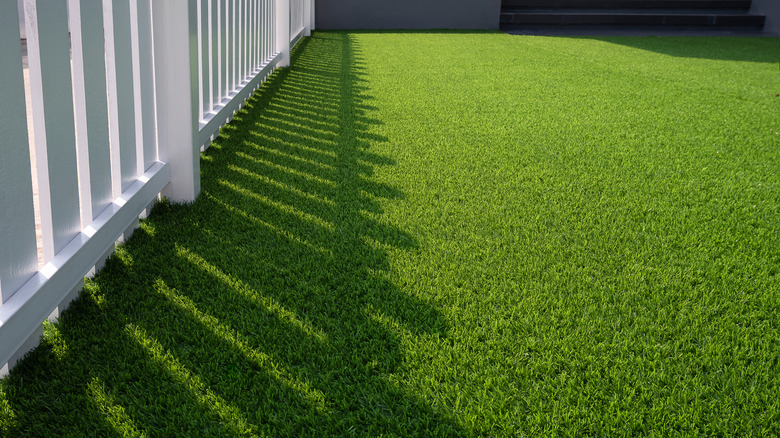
[2,31,780,436]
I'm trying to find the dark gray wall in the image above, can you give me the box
[315,0,502,30]
[751,0,780,35]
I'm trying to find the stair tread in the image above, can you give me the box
[502,0,753,5]
[499,0,766,31]
[502,9,763,16]
[499,26,774,37]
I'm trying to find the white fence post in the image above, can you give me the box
[303,0,311,36]
[310,0,315,31]
[152,0,201,202]
[276,0,290,67]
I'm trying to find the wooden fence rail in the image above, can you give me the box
[0,0,314,376]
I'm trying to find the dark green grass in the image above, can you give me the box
[2,32,780,436]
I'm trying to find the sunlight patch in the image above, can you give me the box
[249,139,338,172]
[87,377,145,437]
[0,386,16,433]
[227,164,336,206]
[124,324,257,435]
[42,321,69,361]
[217,179,335,232]
[174,246,329,344]
[204,193,333,256]
[235,151,337,187]
[152,278,329,412]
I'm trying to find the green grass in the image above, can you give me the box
[2,31,780,436]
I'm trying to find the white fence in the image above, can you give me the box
[0,0,314,377]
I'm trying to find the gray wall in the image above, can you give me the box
[315,0,502,30]
[751,0,780,35]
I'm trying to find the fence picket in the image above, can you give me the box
[198,0,207,121]
[220,0,228,99]
[107,0,139,192]
[69,0,113,223]
[0,1,38,304]
[24,0,81,261]
[210,0,219,114]
[136,0,158,170]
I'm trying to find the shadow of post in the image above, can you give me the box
[0,32,466,437]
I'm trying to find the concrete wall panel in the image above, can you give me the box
[751,0,780,35]
[316,0,502,30]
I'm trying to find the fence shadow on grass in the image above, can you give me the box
[0,33,464,436]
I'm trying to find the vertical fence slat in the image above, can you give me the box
[247,0,253,72]
[103,0,121,200]
[136,0,158,169]
[220,0,228,98]
[259,0,263,63]
[237,0,242,88]
[245,0,251,77]
[262,0,266,62]
[129,0,146,177]
[198,0,206,121]
[24,0,81,260]
[258,0,263,65]
[225,0,232,94]
[262,0,267,62]
[69,0,93,228]
[69,0,113,222]
[0,1,38,303]
[263,0,267,62]
[231,0,237,91]
[210,0,219,112]
[250,0,256,71]
[271,0,277,61]
[245,0,249,78]
[268,0,272,61]
[108,0,138,192]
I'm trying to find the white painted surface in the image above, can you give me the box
[110,0,139,192]
[276,0,290,67]
[69,0,113,224]
[24,0,81,261]
[310,0,315,31]
[153,0,200,202]
[0,162,170,372]
[0,1,37,304]
[136,0,158,171]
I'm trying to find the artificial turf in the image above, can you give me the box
[2,31,780,436]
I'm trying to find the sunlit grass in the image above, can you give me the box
[1,31,779,436]
[87,377,143,436]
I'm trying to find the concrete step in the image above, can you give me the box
[502,0,752,10]
[500,11,766,28]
